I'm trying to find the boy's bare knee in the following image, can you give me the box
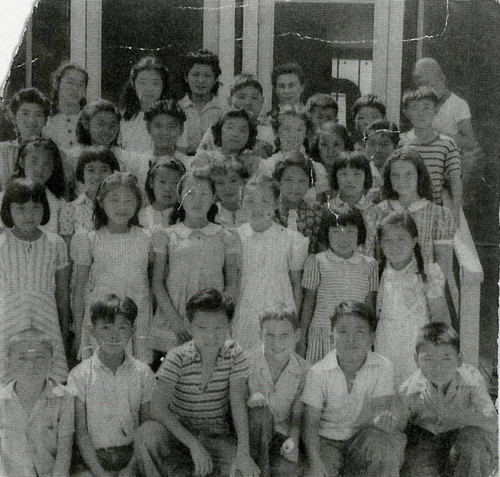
[135,420,169,449]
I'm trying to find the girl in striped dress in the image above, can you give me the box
[71,172,153,363]
[0,179,71,383]
[299,207,378,364]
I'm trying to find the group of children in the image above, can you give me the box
[0,51,496,477]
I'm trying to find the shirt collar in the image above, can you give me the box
[178,94,221,112]
[386,256,418,274]
[401,368,466,398]
[184,339,232,360]
[388,198,430,212]
[320,350,380,371]
[325,248,364,264]
[91,349,134,372]
[329,194,369,211]
[0,378,64,400]
[175,222,221,238]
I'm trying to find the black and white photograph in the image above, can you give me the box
[0,1,498,476]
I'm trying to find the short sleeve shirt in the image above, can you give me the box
[397,365,497,435]
[67,352,155,448]
[248,346,309,436]
[0,379,74,477]
[156,339,248,435]
[302,350,394,440]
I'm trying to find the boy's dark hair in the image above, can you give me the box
[273,151,316,187]
[230,74,263,97]
[76,99,121,146]
[183,49,222,95]
[243,173,280,201]
[330,151,373,192]
[9,88,51,118]
[402,86,438,110]
[50,62,89,114]
[415,322,460,354]
[210,157,250,181]
[185,288,235,323]
[363,119,400,147]
[352,94,386,119]
[145,159,186,205]
[94,172,142,229]
[331,301,376,333]
[16,138,66,199]
[305,93,339,116]
[120,56,170,121]
[0,178,50,227]
[260,306,299,331]
[144,99,187,130]
[90,294,138,326]
[318,206,367,247]
[75,146,120,184]
[271,62,305,88]
[376,210,427,282]
[170,169,218,225]
[381,148,433,201]
[211,108,258,152]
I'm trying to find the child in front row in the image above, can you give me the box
[379,322,497,477]
[302,301,406,477]
[68,295,155,477]
[300,208,378,364]
[247,307,310,477]
[135,288,260,477]
[0,329,74,477]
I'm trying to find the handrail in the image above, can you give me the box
[442,192,483,367]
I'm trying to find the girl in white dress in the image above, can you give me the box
[0,179,71,382]
[139,160,185,229]
[1,138,66,234]
[119,57,171,153]
[71,172,153,363]
[151,169,237,353]
[232,175,309,351]
[43,62,88,151]
[375,210,448,386]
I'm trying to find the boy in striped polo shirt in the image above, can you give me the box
[135,288,260,477]
[400,86,463,224]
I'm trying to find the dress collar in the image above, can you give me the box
[325,248,364,264]
[387,197,430,213]
[174,222,221,238]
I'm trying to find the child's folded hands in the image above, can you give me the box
[373,410,399,433]
[247,392,267,408]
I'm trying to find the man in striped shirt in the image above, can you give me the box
[135,288,260,477]
[400,86,462,225]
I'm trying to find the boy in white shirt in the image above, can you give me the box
[302,301,405,477]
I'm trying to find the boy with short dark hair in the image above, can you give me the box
[302,301,405,477]
[197,74,275,157]
[135,288,260,477]
[380,322,497,477]
[68,294,155,477]
[247,306,310,477]
[0,88,51,191]
[400,86,463,223]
